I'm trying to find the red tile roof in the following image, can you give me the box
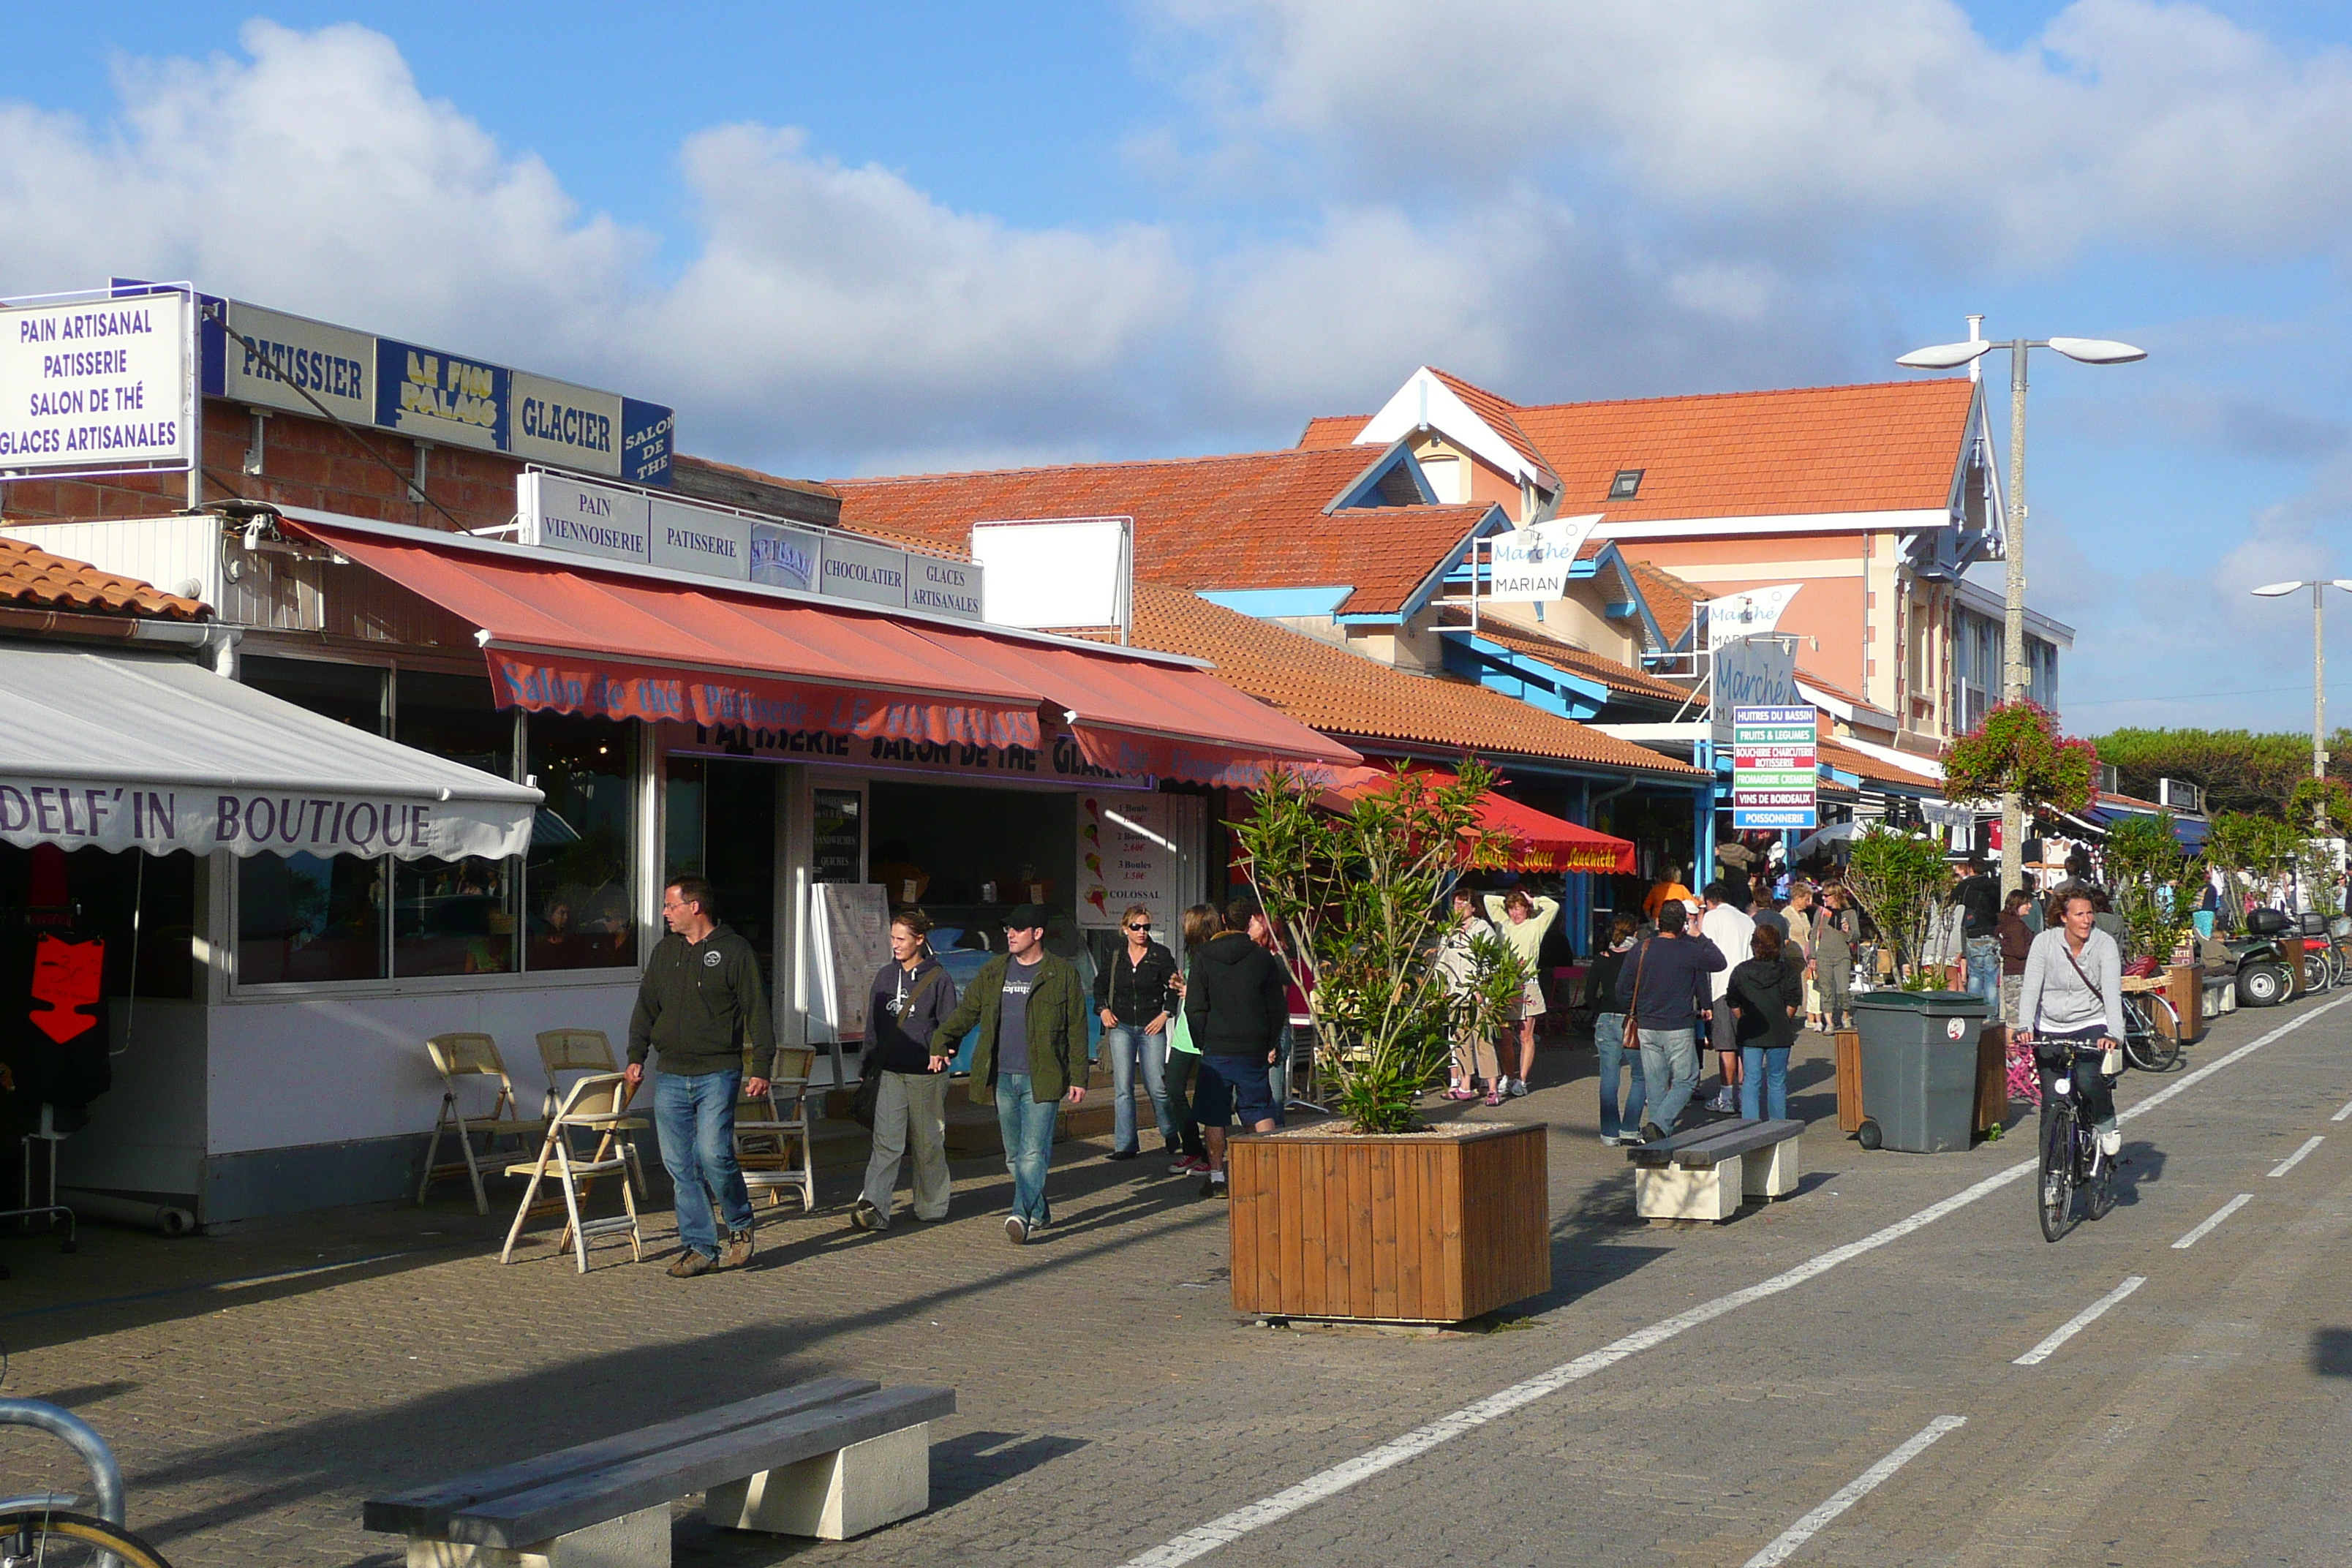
[1300,378,1978,523]
[1131,584,1703,778]
[1424,369,1550,476]
[1621,557,1707,647]
[1297,415,1368,451]
[1818,736,1940,791]
[0,536,206,619]
[834,446,1485,617]
[1437,611,1691,704]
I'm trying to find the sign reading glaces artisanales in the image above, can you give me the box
[0,287,195,478]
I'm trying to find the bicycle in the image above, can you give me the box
[2034,1039,2117,1243]
[2119,990,2181,1072]
[0,1509,173,1567]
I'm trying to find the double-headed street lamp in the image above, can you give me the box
[2250,579,2352,800]
[1897,328,2147,896]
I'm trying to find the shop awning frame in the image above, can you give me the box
[1320,765,1637,874]
[0,642,540,860]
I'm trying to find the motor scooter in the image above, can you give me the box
[2227,909,2299,1007]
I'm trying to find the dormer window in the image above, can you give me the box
[1608,469,1645,500]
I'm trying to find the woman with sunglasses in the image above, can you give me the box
[1095,904,1182,1161]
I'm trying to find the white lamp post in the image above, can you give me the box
[1898,331,2147,896]
[2250,580,2352,801]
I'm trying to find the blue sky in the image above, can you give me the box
[9,2,2352,734]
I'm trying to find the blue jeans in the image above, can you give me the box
[1964,937,1999,1009]
[1102,1025,1175,1155]
[994,1071,1060,1226]
[1740,1045,1790,1121]
[1636,1025,1700,1132]
[1268,1022,1297,1126]
[653,1068,753,1259]
[1595,1013,1644,1138]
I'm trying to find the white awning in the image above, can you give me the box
[0,644,540,860]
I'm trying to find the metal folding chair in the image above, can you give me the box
[500,1071,646,1273]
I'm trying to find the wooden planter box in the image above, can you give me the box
[1226,1121,1550,1324]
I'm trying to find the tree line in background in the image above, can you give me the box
[2090,726,2352,818]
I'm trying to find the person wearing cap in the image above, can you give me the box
[930,903,1089,1245]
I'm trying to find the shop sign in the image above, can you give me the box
[512,370,625,475]
[1078,793,1181,930]
[1485,513,1600,603]
[821,534,909,609]
[520,471,651,564]
[0,288,195,477]
[750,520,821,592]
[812,787,864,883]
[0,777,531,861]
[216,300,374,427]
[1732,704,1818,830]
[650,494,750,580]
[909,555,982,617]
[377,336,511,453]
[1705,584,1803,651]
[659,721,1154,791]
[1711,635,1801,744]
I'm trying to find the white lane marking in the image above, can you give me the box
[1741,1416,1968,1568]
[1109,995,2349,1568]
[2332,1096,2352,1123]
[2013,1275,2147,1365]
[2268,1134,2324,1177]
[2171,1194,2253,1249]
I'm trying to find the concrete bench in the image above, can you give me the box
[364,1376,954,1566]
[1627,1118,1805,1222]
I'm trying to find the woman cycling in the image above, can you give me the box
[2013,883,2126,1162]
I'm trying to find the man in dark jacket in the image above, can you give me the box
[1620,902,1725,1144]
[1186,897,1286,1199]
[628,875,774,1277]
[930,905,1088,1244]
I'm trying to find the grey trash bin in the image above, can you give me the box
[1852,990,1988,1153]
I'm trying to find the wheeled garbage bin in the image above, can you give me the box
[1851,990,1989,1153]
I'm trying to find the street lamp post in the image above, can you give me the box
[2250,580,2352,810]
[1897,331,2147,897]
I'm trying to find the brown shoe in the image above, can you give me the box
[667,1250,715,1278]
[720,1229,755,1269]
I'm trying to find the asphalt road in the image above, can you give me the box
[2,992,2346,1568]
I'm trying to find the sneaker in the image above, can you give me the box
[1711,1090,1737,1114]
[1505,1077,1530,1098]
[720,1228,755,1268]
[1600,1132,1621,1147]
[1620,1126,1647,1146]
[849,1201,887,1233]
[1200,1172,1229,1199]
[666,1250,715,1278]
[1483,1089,1504,1107]
[1639,1122,1670,1146]
[1004,1215,1028,1245]
[1181,1155,1211,1175]
[1107,1148,1139,1161]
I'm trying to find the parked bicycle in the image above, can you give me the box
[2036,1039,2118,1242]
[2119,990,2181,1072]
[0,1397,170,1567]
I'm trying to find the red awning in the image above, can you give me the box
[1322,766,1636,874]
[287,516,1358,785]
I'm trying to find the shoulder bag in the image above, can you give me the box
[1623,940,1651,1058]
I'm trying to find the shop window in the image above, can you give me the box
[526,714,637,971]
[242,656,387,733]
[393,672,518,977]
[665,755,706,883]
[238,851,388,984]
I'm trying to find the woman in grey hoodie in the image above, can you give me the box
[2015,884,2126,1161]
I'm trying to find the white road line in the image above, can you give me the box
[1741,1416,1968,1568]
[2013,1275,2146,1365]
[1107,993,2351,1568]
[2171,1194,2253,1249]
[2268,1134,2324,1177]
[2331,1096,2352,1123]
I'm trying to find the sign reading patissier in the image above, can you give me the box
[0,289,195,475]
[520,472,984,620]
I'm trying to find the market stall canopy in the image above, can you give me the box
[1320,766,1635,873]
[0,644,540,859]
[285,513,1359,788]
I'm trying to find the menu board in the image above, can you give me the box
[1077,794,1180,932]
[809,882,892,1042]
[812,788,864,883]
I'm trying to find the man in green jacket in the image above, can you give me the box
[930,904,1088,1245]
[627,875,773,1277]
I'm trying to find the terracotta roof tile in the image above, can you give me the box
[1428,368,1552,476]
[1296,415,1369,451]
[834,447,1485,617]
[1621,557,1708,647]
[1436,611,1691,704]
[0,536,206,620]
[1818,736,1940,791]
[1131,584,1702,778]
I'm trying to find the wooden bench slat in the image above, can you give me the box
[363,1378,878,1534]
[442,1385,957,1548]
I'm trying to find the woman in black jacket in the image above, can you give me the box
[1728,924,1805,1121]
[852,911,960,1232]
[1093,903,1183,1161]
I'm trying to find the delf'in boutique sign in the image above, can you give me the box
[0,287,195,480]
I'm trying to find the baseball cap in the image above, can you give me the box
[1006,902,1049,932]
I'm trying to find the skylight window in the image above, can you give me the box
[1608,469,1645,500]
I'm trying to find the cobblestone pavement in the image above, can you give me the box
[6,995,2351,1567]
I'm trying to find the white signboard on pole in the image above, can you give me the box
[1485,513,1601,603]
[972,517,1130,630]
[1705,584,1803,650]
[1078,793,1180,930]
[0,288,195,478]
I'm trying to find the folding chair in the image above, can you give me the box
[500,1071,645,1272]
[535,1029,649,1198]
[418,1033,549,1214]
[736,1044,817,1213]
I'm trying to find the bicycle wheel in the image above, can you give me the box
[2138,992,2182,1069]
[2038,1104,2075,1243]
[0,1509,175,1568]
[2082,1124,2117,1221]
